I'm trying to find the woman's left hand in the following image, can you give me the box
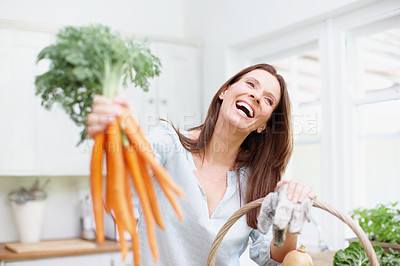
[275,180,317,203]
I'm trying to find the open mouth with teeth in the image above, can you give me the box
[236,101,254,118]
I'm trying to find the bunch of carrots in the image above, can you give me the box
[90,109,184,265]
[34,24,174,265]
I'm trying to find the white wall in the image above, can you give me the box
[183,0,380,112]
[0,0,185,39]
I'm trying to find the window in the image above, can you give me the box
[347,26,400,209]
[234,1,400,251]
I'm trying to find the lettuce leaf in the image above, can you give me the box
[333,242,400,266]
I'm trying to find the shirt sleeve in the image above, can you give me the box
[144,120,177,166]
[249,229,282,266]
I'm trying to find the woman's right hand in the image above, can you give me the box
[86,94,131,138]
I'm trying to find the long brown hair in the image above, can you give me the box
[174,63,293,228]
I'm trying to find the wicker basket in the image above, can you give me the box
[207,198,379,266]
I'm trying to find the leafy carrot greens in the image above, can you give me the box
[35,24,161,144]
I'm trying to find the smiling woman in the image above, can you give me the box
[87,63,316,265]
[218,69,281,133]
[174,64,292,226]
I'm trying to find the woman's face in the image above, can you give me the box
[218,69,281,134]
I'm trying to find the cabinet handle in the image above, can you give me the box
[148,98,154,104]
[161,99,167,105]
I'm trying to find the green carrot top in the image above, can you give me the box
[35,24,162,144]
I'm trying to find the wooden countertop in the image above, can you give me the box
[1,239,336,265]
[0,239,122,261]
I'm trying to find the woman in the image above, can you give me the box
[87,63,316,265]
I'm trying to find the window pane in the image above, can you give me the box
[271,50,322,138]
[353,138,400,208]
[273,51,321,103]
[354,99,400,135]
[290,143,322,193]
[358,28,400,93]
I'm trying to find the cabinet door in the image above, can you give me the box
[153,42,202,130]
[0,29,43,174]
[0,28,91,176]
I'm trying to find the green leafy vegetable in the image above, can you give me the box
[351,202,400,244]
[333,241,400,265]
[35,24,161,144]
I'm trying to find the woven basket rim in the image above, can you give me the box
[206,198,380,266]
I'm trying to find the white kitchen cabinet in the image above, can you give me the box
[0,27,201,176]
[0,28,91,176]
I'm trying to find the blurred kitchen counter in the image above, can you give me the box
[0,239,122,260]
[310,251,336,265]
[0,239,336,265]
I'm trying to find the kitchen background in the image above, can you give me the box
[0,0,399,263]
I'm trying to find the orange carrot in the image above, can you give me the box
[137,154,165,229]
[130,230,141,266]
[141,152,184,197]
[124,145,159,262]
[125,170,141,266]
[106,120,135,236]
[124,167,136,232]
[104,136,113,214]
[119,110,156,157]
[90,132,105,245]
[115,218,129,261]
[155,176,184,221]
[119,111,184,197]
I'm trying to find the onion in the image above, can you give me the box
[282,244,313,266]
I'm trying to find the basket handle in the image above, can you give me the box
[207,198,379,266]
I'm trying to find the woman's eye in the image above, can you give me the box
[247,81,255,88]
[264,97,273,105]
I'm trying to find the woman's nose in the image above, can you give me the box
[249,94,260,105]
